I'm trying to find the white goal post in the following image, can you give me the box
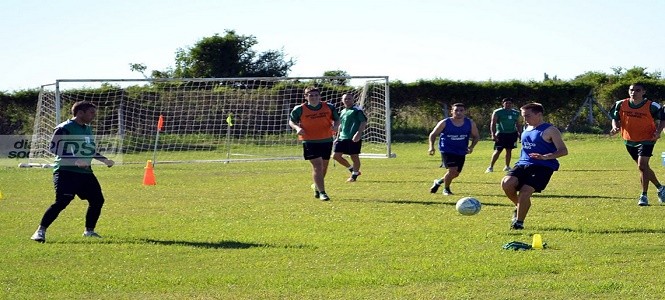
[26,76,393,166]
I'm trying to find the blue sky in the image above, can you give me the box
[1,0,664,91]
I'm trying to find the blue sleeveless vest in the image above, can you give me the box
[439,118,471,156]
[516,123,559,170]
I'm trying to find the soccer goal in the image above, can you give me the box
[25,76,393,166]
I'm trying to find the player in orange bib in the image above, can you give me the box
[289,87,340,201]
[610,82,665,206]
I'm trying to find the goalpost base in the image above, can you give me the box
[18,162,54,168]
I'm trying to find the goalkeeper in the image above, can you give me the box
[31,101,115,243]
[333,93,367,182]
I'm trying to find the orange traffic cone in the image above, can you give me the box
[143,160,156,185]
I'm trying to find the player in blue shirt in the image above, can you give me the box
[501,103,568,230]
[428,103,480,195]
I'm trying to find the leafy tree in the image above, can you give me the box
[129,63,149,79]
[173,30,294,78]
[543,73,559,81]
[320,70,350,86]
[130,30,295,79]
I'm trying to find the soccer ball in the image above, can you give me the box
[456,197,481,215]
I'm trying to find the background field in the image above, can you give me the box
[2,135,665,299]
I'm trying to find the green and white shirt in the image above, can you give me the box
[493,108,520,134]
[50,119,98,173]
[338,105,368,140]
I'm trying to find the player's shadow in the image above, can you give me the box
[531,194,625,200]
[345,198,512,207]
[533,226,665,235]
[142,239,312,250]
[559,169,627,172]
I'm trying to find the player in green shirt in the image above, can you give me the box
[486,98,521,173]
[31,101,115,243]
[332,93,368,182]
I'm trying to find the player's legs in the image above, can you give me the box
[332,151,351,169]
[504,148,513,169]
[79,174,105,231]
[309,157,326,194]
[306,141,333,200]
[515,185,535,222]
[349,154,361,172]
[39,194,75,229]
[337,140,362,182]
[488,148,503,171]
[503,132,519,169]
[509,165,553,228]
[333,139,353,170]
[348,140,362,174]
[637,156,653,192]
[321,157,331,179]
[40,171,77,229]
[636,144,661,188]
[438,153,465,194]
[443,166,460,190]
[32,172,76,242]
[501,175,519,206]
[502,175,533,230]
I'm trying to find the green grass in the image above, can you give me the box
[2,134,665,299]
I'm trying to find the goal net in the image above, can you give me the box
[26,76,392,166]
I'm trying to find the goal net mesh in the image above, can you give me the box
[29,77,391,166]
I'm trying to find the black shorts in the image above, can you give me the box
[626,144,655,161]
[440,153,466,172]
[303,142,333,160]
[494,132,519,150]
[54,170,104,202]
[333,139,362,155]
[506,164,554,193]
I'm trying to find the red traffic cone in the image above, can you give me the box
[143,160,156,185]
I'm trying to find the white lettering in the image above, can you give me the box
[522,141,537,149]
[446,134,468,141]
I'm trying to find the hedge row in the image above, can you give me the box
[3,78,665,140]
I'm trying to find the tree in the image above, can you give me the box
[174,30,294,78]
[321,70,350,86]
[130,30,295,79]
[129,63,149,79]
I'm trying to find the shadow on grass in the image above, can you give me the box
[343,198,512,207]
[51,238,314,249]
[532,194,625,200]
[559,169,627,172]
[361,180,501,185]
[534,226,665,234]
[142,239,314,250]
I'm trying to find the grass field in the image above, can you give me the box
[2,134,665,299]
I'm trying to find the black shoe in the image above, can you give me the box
[319,193,330,201]
[314,191,320,199]
[442,188,453,196]
[510,221,524,230]
[31,229,46,243]
[430,180,441,193]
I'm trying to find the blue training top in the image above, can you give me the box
[438,118,471,156]
[516,122,560,170]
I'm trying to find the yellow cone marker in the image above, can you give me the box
[532,234,543,250]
